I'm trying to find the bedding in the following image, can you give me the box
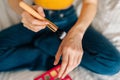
[0,67,120,80]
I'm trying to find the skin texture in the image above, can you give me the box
[21,6,49,32]
[8,0,98,78]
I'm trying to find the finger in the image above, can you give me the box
[22,11,36,25]
[22,18,34,29]
[61,55,74,78]
[33,25,46,32]
[21,18,28,24]
[32,19,48,26]
[22,18,32,29]
[33,5,45,17]
[58,53,68,78]
[77,55,82,66]
[22,11,46,26]
[37,7,45,17]
[23,20,44,32]
[22,17,46,32]
[22,14,47,27]
[23,23,35,32]
[62,67,73,79]
[54,46,62,65]
[77,50,83,65]
[23,23,29,28]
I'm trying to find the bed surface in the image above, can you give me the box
[0,67,120,80]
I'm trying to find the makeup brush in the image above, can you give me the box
[19,1,67,40]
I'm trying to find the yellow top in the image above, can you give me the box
[34,0,74,10]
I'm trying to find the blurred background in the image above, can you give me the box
[0,0,120,80]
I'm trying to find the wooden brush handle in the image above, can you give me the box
[19,1,58,32]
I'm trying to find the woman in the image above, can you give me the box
[0,0,120,78]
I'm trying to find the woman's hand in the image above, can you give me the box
[54,27,84,78]
[21,5,48,32]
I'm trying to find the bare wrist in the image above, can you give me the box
[70,25,87,36]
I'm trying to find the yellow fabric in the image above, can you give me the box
[34,0,74,10]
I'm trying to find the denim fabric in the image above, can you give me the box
[0,6,120,75]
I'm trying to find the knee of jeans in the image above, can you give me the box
[110,56,120,75]
[95,51,120,75]
[103,54,120,75]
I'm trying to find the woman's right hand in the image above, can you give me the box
[21,5,48,32]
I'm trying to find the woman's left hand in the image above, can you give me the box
[54,27,84,78]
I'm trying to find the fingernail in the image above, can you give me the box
[58,74,61,78]
[54,61,56,65]
[38,7,42,11]
[38,7,45,17]
[58,75,60,78]
[61,76,64,79]
[53,62,55,65]
[42,13,45,17]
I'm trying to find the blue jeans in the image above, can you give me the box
[0,6,120,75]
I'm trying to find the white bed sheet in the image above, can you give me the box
[0,67,120,80]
